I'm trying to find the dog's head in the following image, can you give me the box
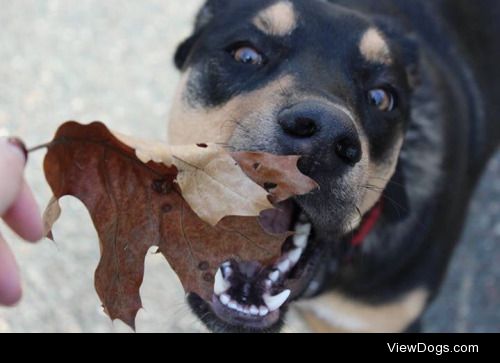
[169,0,419,332]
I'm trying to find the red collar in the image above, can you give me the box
[350,201,383,247]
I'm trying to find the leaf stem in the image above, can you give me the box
[27,142,54,154]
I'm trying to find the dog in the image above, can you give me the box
[167,0,500,333]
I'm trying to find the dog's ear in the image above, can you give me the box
[397,33,420,89]
[174,33,202,70]
[174,0,229,70]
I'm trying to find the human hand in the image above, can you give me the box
[0,138,43,306]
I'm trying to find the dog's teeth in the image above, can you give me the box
[263,290,291,312]
[236,304,245,313]
[220,293,230,306]
[264,279,273,289]
[288,248,303,265]
[277,259,291,273]
[250,305,259,316]
[243,307,251,315]
[269,270,280,283]
[221,265,233,279]
[265,279,273,288]
[294,223,311,248]
[293,233,308,249]
[259,306,269,316]
[295,222,311,236]
[228,300,238,310]
[214,267,231,295]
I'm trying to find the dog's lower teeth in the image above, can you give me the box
[277,259,291,273]
[263,290,291,312]
[259,306,269,316]
[250,305,259,315]
[265,279,273,289]
[269,270,280,283]
[287,248,302,265]
[228,301,238,310]
[220,293,230,306]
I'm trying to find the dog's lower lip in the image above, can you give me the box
[211,295,281,329]
[205,210,320,329]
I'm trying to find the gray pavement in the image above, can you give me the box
[0,0,498,333]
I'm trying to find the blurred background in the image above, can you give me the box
[0,0,498,333]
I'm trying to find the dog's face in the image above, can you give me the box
[169,0,418,332]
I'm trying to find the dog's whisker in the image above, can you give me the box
[368,176,406,189]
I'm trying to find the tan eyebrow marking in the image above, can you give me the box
[253,1,298,37]
[359,27,393,65]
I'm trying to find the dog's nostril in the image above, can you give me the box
[280,117,318,138]
[335,138,362,165]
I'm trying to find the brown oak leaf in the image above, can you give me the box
[42,121,317,329]
[232,152,319,204]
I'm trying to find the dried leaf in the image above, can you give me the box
[113,133,273,226]
[42,196,61,240]
[232,152,319,203]
[42,122,317,328]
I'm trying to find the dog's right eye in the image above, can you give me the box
[228,44,264,66]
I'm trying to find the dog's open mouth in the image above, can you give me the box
[189,200,325,332]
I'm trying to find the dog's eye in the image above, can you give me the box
[368,88,396,112]
[232,46,263,65]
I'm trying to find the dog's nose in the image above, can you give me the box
[277,101,362,165]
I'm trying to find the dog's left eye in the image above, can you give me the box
[231,45,264,65]
[368,88,396,112]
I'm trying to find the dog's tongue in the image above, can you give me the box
[259,200,294,235]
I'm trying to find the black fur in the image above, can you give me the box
[175,0,500,332]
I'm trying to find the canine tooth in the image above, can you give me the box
[214,268,231,295]
[263,290,291,312]
[288,248,303,265]
[220,293,230,306]
[277,259,291,273]
[250,305,259,316]
[269,270,280,283]
[259,306,269,316]
[228,301,238,310]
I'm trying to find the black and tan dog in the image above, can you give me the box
[167,0,500,333]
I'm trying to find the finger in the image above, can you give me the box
[3,181,44,242]
[0,138,26,216]
[0,233,22,306]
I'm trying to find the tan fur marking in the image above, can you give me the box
[297,288,429,333]
[168,72,295,145]
[359,28,392,65]
[360,136,404,214]
[253,1,298,37]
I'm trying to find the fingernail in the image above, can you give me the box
[6,137,28,162]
